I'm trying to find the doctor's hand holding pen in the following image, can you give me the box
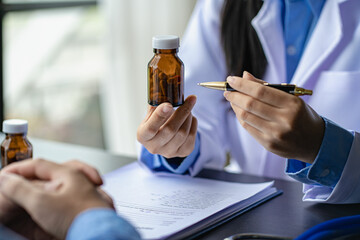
[223,71,325,164]
[137,96,198,159]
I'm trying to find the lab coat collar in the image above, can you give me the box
[251,0,286,84]
[252,0,350,87]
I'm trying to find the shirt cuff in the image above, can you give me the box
[139,133,200,174]
[67,208,141,240]
[286,117,354,187]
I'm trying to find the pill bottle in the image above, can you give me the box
[148,35,184,106]
[1,119,33,168]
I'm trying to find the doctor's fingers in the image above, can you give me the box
[145,95,197,146]
[242,71,266,83]
[232,106,289,154]
[224,91,278,121]
[177,117,198,157]
[230,103,274,133]
[235,114,268,147]
[226,76,291,107]
[137,96,195,143]
[160,115,197,158]
[143,104,157,123]
[137,102,175,142]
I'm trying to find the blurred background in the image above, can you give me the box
[1,0,196,157]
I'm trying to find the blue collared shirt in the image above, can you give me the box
[282,0,325,82]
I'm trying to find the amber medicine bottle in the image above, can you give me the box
[1,119,33,169]
[148,35,184,106]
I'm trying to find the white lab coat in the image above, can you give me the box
[180,0,360,203]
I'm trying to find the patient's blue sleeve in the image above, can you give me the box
[67,208,141,240]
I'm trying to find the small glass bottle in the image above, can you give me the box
[148,35,184,106]
[1,119,33,169]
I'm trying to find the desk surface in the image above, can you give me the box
[27,138,360,239]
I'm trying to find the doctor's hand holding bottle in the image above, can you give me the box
[223,71,325,164]
[137,95,198,159]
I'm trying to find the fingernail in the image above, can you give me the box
[162,104,172,113]
[223,91,229,98]
[243,71,254,79]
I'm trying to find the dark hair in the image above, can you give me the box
[221,0,267,78]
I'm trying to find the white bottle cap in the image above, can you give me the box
[2,119,28,134]
[152,35,180,49]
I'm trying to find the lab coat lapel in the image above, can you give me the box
[291,0,344,87]
[252,0,286,84]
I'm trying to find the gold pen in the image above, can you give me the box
[197,81,313,96]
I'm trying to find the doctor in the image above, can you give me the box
[137,0,360,203]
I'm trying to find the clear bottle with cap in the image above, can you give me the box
[1,119,33,169]
[148,35,184,106]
